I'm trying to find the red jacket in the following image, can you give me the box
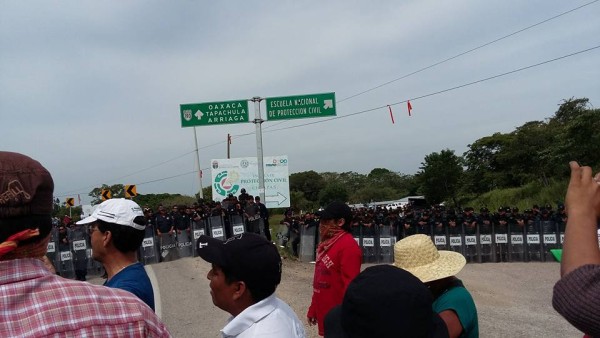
[307,232,362,335]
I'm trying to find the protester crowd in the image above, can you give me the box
[2,151,599,337]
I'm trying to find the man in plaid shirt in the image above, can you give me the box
[0,151,171,337]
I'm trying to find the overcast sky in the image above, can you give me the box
[1,1,599,204]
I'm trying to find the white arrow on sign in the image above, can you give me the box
[266,192,287,205]
[323,99,333,109]
[195,110,204,120]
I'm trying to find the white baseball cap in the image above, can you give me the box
[76,198,145,230]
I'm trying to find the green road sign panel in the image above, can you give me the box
[266,92,336,121]
[180,100,249,127]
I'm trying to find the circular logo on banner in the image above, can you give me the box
[212,161,219,169]
[213,171,240,197]
[240,159,249,168]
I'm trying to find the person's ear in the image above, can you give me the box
[232,281,247,301]
[102,231,112,247]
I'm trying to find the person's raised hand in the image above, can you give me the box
[566,161,600,219]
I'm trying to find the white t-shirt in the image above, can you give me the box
[221,293,306,338]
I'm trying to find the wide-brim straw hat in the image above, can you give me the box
[393,234,466,283]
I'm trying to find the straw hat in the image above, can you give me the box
[393,234,466,283]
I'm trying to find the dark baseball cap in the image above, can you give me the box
[317,201,353,225]
[196,233,282,290]
[0,152,54,218]
[324,265,448,338]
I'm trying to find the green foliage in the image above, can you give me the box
[466,179,567,211]
[417,149,463,205]
[289,170,325,202]
[132,193,196,210]
[89,184,125,205]
[318,183,349,206]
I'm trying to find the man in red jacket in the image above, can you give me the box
[307,201,362,336]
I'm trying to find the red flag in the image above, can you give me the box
[407,100,412,117]
[387,105,395,124]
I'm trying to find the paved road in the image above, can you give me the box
[91,258,582,337]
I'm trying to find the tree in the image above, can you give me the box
[318,183,349,207]
[289,170,325,202]
[417,149,463,205]
[89,184,125,205]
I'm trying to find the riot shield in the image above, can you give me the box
[159,233,179,262]
[478,224,494,263]
[508,224,526,262]
[377,224,394,263]
[176,230,194,258]
[58,250,75,279]
[70,226,89,281]
[432,225,448,251]
[140,225,158,265]
[246,214,261,235]
[541,218,559,262]
[208,215,226,241]
[351,225,361,248]
[493,224,509,262]
[46,227,58,271]
[361,224,377,263]
[229,214,246,237]
[86,248,103,276]
[464,224,479,263]
[525,220,542,262]
[192,220,207,257]
[299,223,317,262]
[447,224,464,255]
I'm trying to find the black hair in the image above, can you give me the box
[0,215,52,245]
[219,264,276,304]
[96,216,146,253]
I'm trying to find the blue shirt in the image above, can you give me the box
[104,262,155,311]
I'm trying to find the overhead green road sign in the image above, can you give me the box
[180,100,249,127]
[266,92,336,121]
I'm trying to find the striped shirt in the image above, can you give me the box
[0,258,171,337]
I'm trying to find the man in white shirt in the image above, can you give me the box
[196,232,305,338]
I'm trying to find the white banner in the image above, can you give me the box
[211,156,290,208]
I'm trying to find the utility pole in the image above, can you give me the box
[251,97,266,203]
[193,127,203,199]
[227,133,231,159]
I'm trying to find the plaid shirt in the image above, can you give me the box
[0,258,171,337]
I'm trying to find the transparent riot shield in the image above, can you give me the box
[351,225,361,253]
[526,220,542,262]
[464,224,479,263]
[299,224,317,263]
[209,215,226,241]
[192,220,207,257]
[58,250,75,279]
[70,226,89,281]
[478,223,494,263]
[447,224,464,255]
[432,225,448,251]
[377,224,394,263]
[246,214,261,236]
[46,227,58,271]
[493,224,509,262]
[87,248,103,277]
[509,224,526,262]
[229,214,246,238]
[361,224,377,263]
[541,218,559,262]
[159,233,179,262]
[176,229,193,258]
[141,225,158,265]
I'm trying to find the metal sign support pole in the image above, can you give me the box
[193,127,204,199]
[252,97,266,203]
